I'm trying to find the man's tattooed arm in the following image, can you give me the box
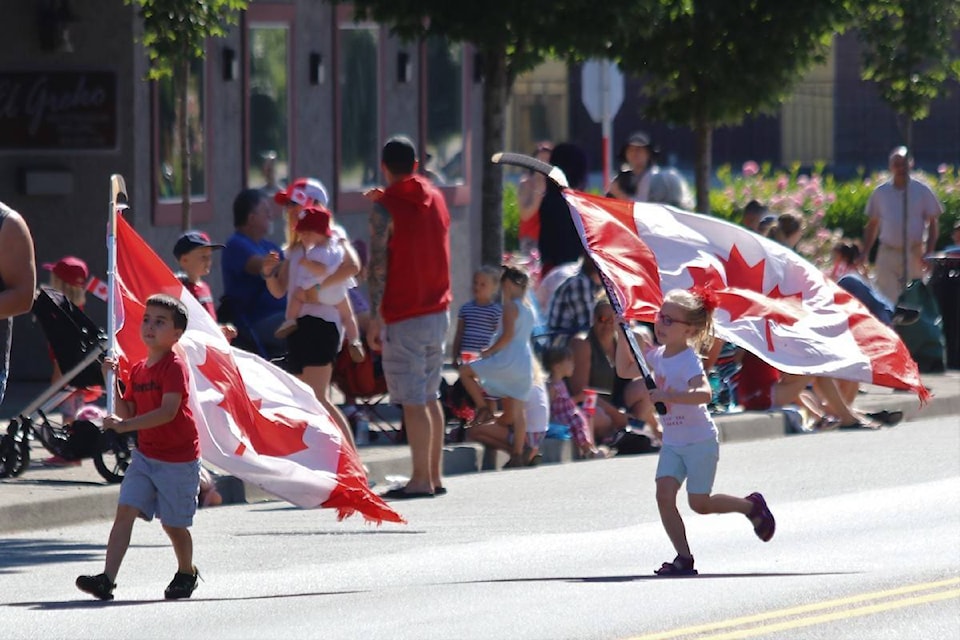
[367,201,390,317]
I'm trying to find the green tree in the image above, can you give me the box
[127,0,247,229]
[857,0,960,277]
[608,1,852,214]
[335,1,664,263]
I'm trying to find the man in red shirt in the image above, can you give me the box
[366,136,452,499]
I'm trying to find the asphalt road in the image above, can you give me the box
[2,415,958,640]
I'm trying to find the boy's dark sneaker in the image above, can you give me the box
[76,573,116,601]
[164,566,200,600]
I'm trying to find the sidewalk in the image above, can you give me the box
[2,371,958,534]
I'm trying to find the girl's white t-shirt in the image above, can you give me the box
[646,345,717,446]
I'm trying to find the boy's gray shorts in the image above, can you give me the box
[119,450,201,527]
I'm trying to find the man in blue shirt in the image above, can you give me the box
[221,189,286,357]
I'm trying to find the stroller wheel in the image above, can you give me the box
[93,430,134,484]
[0,421,31,478]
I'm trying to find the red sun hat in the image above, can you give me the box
[42,256,89,287]
[294,205,333,237]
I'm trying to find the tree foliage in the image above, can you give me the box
[336,0,665,263]
[607,0,853,213]
[127,0,247,229]
[128,0,247,81]
[858,0,960,123]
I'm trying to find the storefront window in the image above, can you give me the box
[248,25,290,193]
[339,25,379,191]
[157,58,206,201]
[425,38,463,185]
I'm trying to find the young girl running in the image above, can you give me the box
[616,288,775,576]
[459,265,536,468]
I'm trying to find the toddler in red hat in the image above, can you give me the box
[274,206,363,362]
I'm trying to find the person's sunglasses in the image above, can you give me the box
[656,311,691,327]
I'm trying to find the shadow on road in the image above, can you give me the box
[456,570,859,585]
[6,589,369,610]
[0,539,166,573]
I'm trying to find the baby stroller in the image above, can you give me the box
[0,286,135,483]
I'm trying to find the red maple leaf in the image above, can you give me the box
[196,346,308,457]
[717,244,766,291]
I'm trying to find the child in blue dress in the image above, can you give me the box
[459,265,535,468]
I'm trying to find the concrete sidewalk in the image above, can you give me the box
[1,372,957,534]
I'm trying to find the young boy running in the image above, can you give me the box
[76,294,203,601]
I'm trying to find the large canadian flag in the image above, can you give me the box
[112,216,404,523]
[564,191,929,402]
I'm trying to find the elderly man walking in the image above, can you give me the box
[365,136,452,499]
[861,146,942,303]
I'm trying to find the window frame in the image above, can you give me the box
[243,3,297,192]
[150,52,214,226]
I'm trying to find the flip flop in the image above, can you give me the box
[865,410,903,427]
[381,487,435,500]
[434,487,448,496]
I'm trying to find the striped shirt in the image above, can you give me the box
[457,300,502,352]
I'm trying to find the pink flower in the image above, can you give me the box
[742,161,760,177]
[776,175,788,192]
[938,163,948,175]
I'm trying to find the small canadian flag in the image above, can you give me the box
[86,276,109,301]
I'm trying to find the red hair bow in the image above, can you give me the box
[689,285,719,314]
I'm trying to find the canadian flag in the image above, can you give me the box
[86,276,109,301]
[564,191,929,402]
[112,216,403,523]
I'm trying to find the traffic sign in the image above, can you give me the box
[581,59,624,124]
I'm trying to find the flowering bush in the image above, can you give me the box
[713,161,960,269]
[502,162,960,261]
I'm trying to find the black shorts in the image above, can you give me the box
[285,316,340,373]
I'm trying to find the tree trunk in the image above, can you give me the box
[480,47,509,265]
[693,117,712,215]
[178,54,192,231]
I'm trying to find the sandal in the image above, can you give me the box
[347,339,366,363]
[745,492,776,542]
[502,454,526,469]
[468,407,494,427]
[654,555,697,576]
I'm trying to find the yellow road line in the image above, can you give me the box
[629,577,960,640]
[701,589,960,639]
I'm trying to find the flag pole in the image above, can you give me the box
[107,174,128,416]
[491,151,666,415]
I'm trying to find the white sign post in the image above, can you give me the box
[581,59,624,188]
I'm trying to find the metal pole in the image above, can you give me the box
[106,175,127,416]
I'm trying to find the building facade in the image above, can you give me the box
[1,0,483,381]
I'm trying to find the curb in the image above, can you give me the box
[2,374,957,534]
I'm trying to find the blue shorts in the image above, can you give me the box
[382,311,449,405]
[119,450,201,527]
[655,438,719,495]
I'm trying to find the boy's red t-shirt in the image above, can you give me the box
[183,280,217,319]
[122,350,200,462]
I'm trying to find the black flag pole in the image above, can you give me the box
[491,152,667,415]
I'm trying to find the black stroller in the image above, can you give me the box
[0,286,135,483]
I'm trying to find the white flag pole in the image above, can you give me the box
[107,174,128,416]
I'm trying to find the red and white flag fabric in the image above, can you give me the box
[86,276,109,301]
[564,191,929,402]
[112,215,403,523]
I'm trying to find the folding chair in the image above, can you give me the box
[331,348,405,444]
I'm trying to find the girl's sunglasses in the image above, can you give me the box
[656,311,691,327]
